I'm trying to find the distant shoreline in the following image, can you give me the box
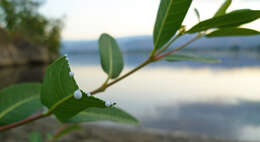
[62,35,260,54]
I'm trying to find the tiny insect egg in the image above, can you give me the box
[69,72,74,77]
[87,92,91,97]
[74,89,82,100]
[105,101,112,107]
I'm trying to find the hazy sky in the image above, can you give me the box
[40,0,260,40]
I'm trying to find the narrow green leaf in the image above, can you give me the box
[29,132,42,142]
[99,33,124,79]
[0,83,42,126]
[67,107,138,124]
[194,8,200,21]
[214,0,232,17]
[165,53,220,64]
[207,28,260,37]
[188,9,260,33]
[153,0,192,50]
[41,57,107,122]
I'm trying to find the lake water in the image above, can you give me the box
[1,50,260,141]
[66,51,260,141]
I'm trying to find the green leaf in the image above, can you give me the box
[214,0,232,17]
[0,83,42,126]
[153,0,192,50]
[98,33,124,79]
[67,107,138,124]
[29,132,42,142]
[207,28,260,37]
[188,9,260,33]
[41,57,107,122]
[194,8,200,21]
[165,53,220,64]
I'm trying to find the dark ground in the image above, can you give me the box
[0,118,245,142]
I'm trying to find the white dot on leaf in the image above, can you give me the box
[69,72,74,77]
[87,92,91,97]
[74,89,82,100]
[105,101,112,107]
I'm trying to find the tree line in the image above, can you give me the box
[0,0,62,54]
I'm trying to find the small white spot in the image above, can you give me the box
[87,92,91,97]
[64,54,68,57]
[105,101,112,107]
[69,72,74,77]
[74,89,82,100]
[66,57,69,61]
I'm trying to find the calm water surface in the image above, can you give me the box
[1,51,259,141]
[67,52,260,141]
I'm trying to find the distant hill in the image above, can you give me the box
[61,35,260,54]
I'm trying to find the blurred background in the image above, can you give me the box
[0,0,260,141]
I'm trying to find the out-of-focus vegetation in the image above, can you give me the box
[0,0,63,54]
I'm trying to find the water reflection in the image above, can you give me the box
[144,101,260,141]
[68,52,260,141]
[0,52,259,141]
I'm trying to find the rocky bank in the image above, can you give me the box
[0,28,56,67]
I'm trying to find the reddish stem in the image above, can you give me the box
[0,113,46,132]
[0,34,202,132]
[154,34,201,61]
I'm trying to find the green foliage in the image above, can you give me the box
[0,83,42,126]
[194,8,200,21]
[214,0,232,17]
[45,20,63,54]
[29,132,43,142]
[207,28,260,37]
[0,0,260,140]
[153,0,192,50]
[0,0,44,33]
[0,0,62,54]
[188,9,260,33]
[164,53,220,64]
[67,107,138,124]
[98,33,124,79]
[41,57,107,122]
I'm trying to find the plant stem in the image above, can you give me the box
[154,34,202,61]
[91,57,153,95]
[0,58,153,131]
[0,113,46,132]
[0,33,202,132]
[155,33,182,56]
